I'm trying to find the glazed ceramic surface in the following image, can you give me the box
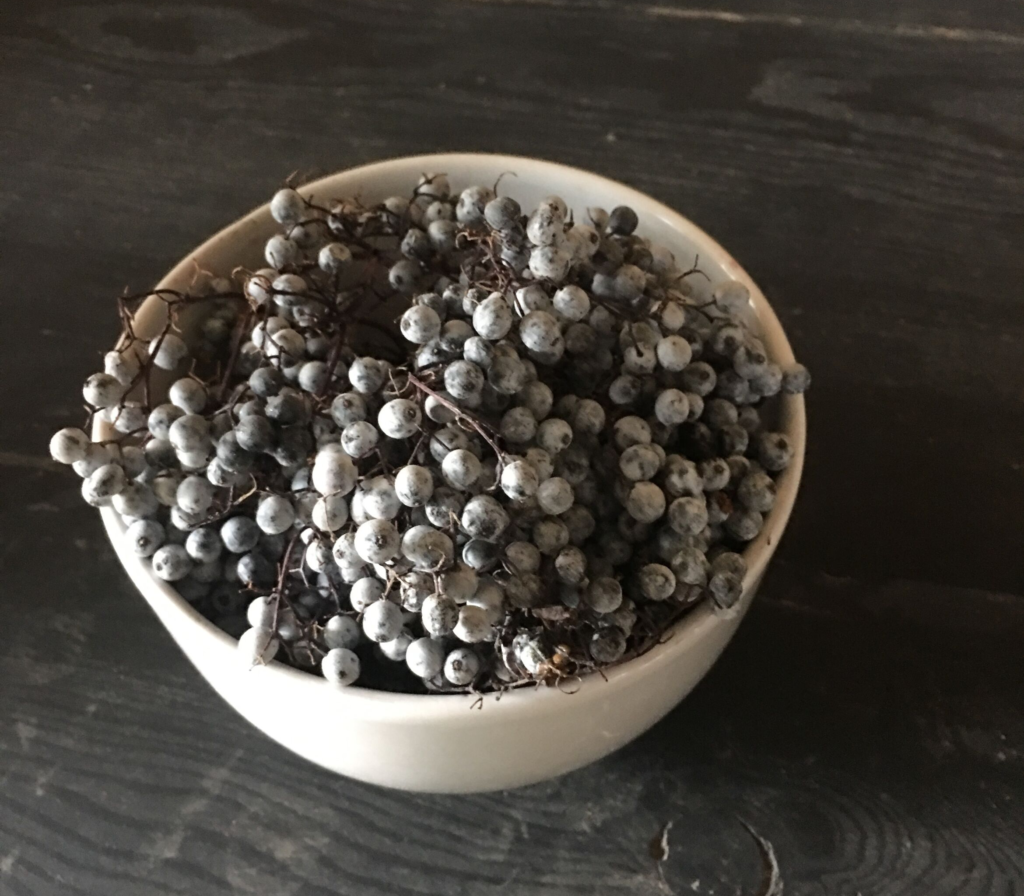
[96,154,806,793]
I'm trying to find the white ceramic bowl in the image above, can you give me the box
[96,154,805,793]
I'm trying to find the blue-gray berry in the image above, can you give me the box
[152,544,192,582]
[126,519,165,557]
[443,647,480,686]
[322,647,360,685]
[756,432,794,471]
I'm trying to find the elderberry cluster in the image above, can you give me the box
[51,173,809,693]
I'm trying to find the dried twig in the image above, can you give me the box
[405,372,507,474]
[741,821,784,896]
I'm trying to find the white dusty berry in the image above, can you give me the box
[239,627,280,667]
[50,427,90,464]
[406,637,445,679]
[422,594,459,637]
[402,525,455,570]
[321,647,360,684]
[378,399,422,439]
[500,460,540,500]
[354,519,401,564]
[394,465,434,507]
[400,305,442,344]
[362,600,403,643]
[324,615,361,651]
[585,577,623,614]
[312,447,358,496]
[454,605,494,643]
[473,293,514,340]
[319,242,353,273]
[444,647,481,686]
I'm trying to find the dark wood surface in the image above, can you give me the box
[2,1,1023,893]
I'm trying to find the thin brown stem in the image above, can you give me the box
[406,373,504,458]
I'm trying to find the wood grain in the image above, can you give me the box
[0,0,1022,893]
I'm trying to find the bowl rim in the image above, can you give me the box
[97,152,806,721]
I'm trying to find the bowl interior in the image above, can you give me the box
[97,153,805,718]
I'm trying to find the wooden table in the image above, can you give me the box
[2,1,1022,892]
